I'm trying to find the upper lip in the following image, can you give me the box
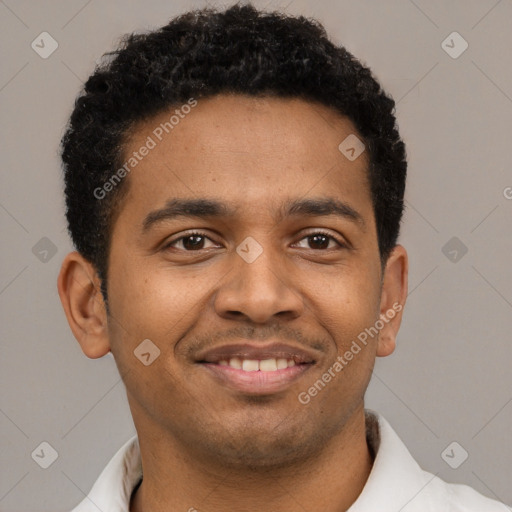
[196,342,317,364]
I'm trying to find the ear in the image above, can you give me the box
[376,245,408,357]
[57,251,111,359]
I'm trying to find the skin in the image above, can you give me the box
[58,94,408,512]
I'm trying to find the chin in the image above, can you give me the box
[195,416,333,471]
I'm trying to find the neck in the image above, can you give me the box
[130,405,373,512]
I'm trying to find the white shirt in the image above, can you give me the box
[70,410,510,512]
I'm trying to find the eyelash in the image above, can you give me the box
[164,230,345,251]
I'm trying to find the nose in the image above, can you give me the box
[213,244,304,324]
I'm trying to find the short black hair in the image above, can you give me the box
[60,2,406,301]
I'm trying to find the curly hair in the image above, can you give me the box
[60,2,406,301]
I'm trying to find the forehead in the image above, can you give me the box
[118,94,372,223]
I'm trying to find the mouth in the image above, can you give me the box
[195,343,317,395]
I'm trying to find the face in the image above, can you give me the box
[60,94,407,468]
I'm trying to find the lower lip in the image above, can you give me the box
[199,362,313,395]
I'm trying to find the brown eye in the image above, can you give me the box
[165,232,217,251]
[307,234,330,249]
[181,235,206,250]
[293,231,343,250]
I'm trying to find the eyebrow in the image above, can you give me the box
[142,196,365,232]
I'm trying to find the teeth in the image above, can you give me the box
[242,359,259,372]
[276,358,288,369]
[259,358,277,372]
[229,357,242,369]
[221,357,297,371]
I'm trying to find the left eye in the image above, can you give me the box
[293,232,342,250]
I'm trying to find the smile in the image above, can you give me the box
[195,342,317,395]
[217,357,297,371]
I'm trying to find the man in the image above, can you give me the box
[57,3,509,511]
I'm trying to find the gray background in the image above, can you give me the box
[1,0,511,510]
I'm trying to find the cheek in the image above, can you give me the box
[311,262,381,339]
[108,267,184,336]
[306,276,382,410]
[106,259,219,358]
[305,271,381,402]
[105,266,192,402]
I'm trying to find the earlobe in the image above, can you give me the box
[376,245,408,357]
[57,251,111,359]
